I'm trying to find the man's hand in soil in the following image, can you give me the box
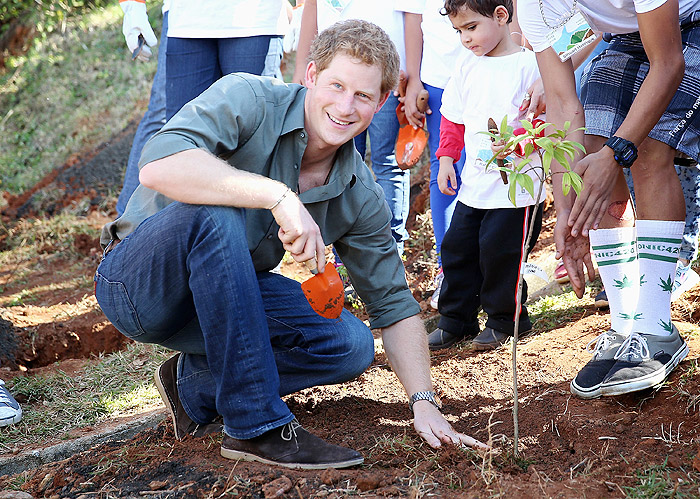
[567,147,620,237]
[554,215,594,298]
[413,403,489,450]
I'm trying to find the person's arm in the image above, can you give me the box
[402,12,428,128]
[435,116,464,195]
[140,149,327,271]
[535,47,592,296]
[292,0,318,84]
[381,316,487,449]
[568,2,684,235]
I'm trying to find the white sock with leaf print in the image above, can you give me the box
[589,226,638,336]
[635,219,684,336]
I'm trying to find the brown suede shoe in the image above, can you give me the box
[221,419,363,470]
[154,353,223,440]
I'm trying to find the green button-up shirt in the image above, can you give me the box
[101,73,420,329]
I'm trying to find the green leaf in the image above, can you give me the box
[569,171,583,195]
[508,178,517,206]
[522,120,533,132]
[523,142,534,158]
[562,172,572,195]
[500,115,509,136]
[517,172,535,199]
[542,152,553,176]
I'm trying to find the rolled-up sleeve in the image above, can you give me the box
[333,176,420,329]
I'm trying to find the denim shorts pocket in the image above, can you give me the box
[94,272,148,340]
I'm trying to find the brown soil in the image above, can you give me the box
[0,124,699,498]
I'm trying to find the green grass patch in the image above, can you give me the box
[528,284,592,331]
[1,343,171,449]
[0,3,161,194]
[624,463,693,498]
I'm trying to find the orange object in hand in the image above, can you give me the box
[300,260,344,319]
[395,89,429,170]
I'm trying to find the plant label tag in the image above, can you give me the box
[544,12,596,62]
[522,262,548,282]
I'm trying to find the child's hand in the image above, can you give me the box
[437,157,458,195]
[490,137,512,160]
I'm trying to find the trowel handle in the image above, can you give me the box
[417,89,429,113]
[304,259,319,275]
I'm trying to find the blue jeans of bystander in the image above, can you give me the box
[94,203,375,439]
[354,93,409,253]
[424,83,464,267]
[116,12,169,216]
[166,35,273,119]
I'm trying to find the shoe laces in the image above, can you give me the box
[586,330,615,358]
[673,262,691,289]
[614,332,650,362]
[280,419,302,442]
[0,386,16,408]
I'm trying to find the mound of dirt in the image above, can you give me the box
[1,122,699,498]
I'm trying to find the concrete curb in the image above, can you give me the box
[0,412,165,477]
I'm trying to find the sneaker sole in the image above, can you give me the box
[601,341,689,396]
[0,409,22,427]
[594,300,609,310]
[569,379,602,399]
[153,367,181,440]
[220,447,364,470]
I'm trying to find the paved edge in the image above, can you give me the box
[0,411,165,477]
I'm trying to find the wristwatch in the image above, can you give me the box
[604,136,638,168]
[409,391,442,413]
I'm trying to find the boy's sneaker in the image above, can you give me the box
[154,354,223,440]
[671,261,700,302]
[594,289,609,310]
[428,328,466,350]
[221,418,363,470]
[601,327,688,396]
[429,269,444,310]
[0,380,21,427]
[472,327,513,351]
[570,329,625,399]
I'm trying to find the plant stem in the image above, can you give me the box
[512,165,547,457]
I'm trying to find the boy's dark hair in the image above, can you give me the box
[441,0,513,22]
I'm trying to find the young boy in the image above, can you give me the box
[427,0,543,351]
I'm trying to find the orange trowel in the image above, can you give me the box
[301,260,344,319]
[396,89,430,169]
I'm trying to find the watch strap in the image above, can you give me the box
[409,391,442,412]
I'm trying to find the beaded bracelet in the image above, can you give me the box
[268,186,292,211]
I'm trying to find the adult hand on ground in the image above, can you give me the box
[120,0,158,62]
[554,215,594,298]
[413,403,490,450]
[520,78,546,120]
[271,189,326,273]
[568,148,619,237]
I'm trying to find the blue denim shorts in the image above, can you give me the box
[580,11,700,161]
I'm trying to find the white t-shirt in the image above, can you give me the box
[441,49,543,209]
[167,0,285,39]
[316,0,407,71]
[396,0,464,89]
[519,0,700,53]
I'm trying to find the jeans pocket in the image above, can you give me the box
[94,272,148,340]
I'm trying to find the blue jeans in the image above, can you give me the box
[116,12,169,216]
[354,93,409,253]
[424,83,464,267]
[94,203,375,438]
[166,35,273,119]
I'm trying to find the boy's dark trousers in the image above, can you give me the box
[437,201,543,338]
